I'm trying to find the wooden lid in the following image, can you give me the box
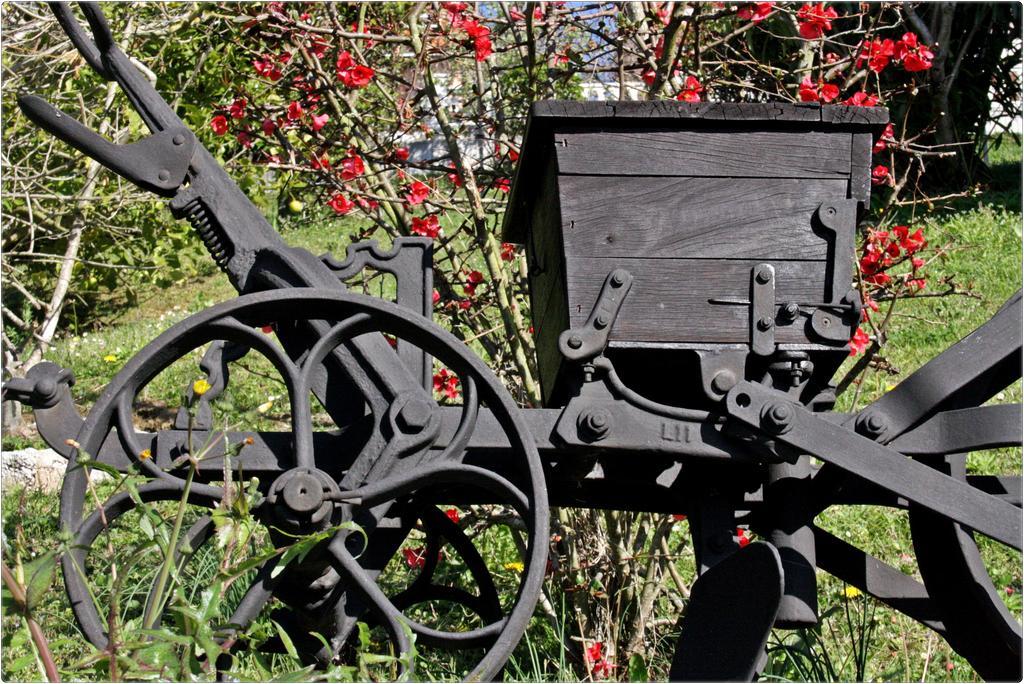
[502,100,889,243]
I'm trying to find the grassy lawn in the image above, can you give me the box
[2,139,1020,681]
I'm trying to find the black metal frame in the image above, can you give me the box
[5,4,1021,681]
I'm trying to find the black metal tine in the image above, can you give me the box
[58,2,182,134]
[48,2,111,80]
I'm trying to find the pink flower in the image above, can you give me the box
[286,100,304,120]
[311,112,329,132]
[210,115,228,136]
[327,193,355,215]
[796,3,838,40]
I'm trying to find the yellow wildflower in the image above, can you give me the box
[103,354,118,363]
[504,561,525,573]
[844,585,862,599]
[193,379,212,396]
[257,400,274,414]
[139,449,152,460]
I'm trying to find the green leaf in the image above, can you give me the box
[628,653,647,682]
[269,665,317,682]
[8,652,37,673]
[23,550,58,611]
[272,619,299,661]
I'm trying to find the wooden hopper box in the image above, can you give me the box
[503,101,889,407]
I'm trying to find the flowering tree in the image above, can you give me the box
[2,1,1020,677]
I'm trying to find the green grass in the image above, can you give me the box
[3,139,1022,682]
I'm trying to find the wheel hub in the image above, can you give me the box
[267,467,340,532]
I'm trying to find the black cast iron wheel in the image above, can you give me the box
[59,288,548,681]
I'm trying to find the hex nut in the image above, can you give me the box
[397,397,433,432]
[577,408,612,441]
[755,266,772,284]
[761,401,794,434]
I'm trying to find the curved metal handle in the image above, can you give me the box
[50,1,112,79]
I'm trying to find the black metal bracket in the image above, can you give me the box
[810,201,862,342]
[750,263,776,356]
[558,268,633,363]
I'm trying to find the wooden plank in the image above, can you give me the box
[526,155,565,331]
[558,176,848,260]
[850,132,873,205]
[554,128,852,178]
[532,100,887,125]
[821,105,890,125]
[565,257,830,345]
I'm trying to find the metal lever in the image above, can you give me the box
[17,94,195,195]
[558,269,633,362]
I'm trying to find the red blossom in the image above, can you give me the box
[653,35,665,60]
[253,55,283,81]
[844,91,879,107]
[858,38,895,73]
[799,76,838,103]
[327,193,355,215]
[493,177,511,193]
[311,112,330,132]
[403,546,426,569]
[461,20,493,61]
[672,513,687,521]
[458,299,471,310]
[447,164,464,187]
[261,118,277,136]
[310,152,331,171]
[737,2,774,23]
[500,242,517,261]
[433,369,461,399]
[286,100,304,120]
[210,115,228,136]
[395,147,410,161]
[406,180,431,205]
[849,327,871,356]
[675,75,704,102]
[797,3,838,40]
[432,289,441,305]
[340,153,365,180]
[228,97,247,120]
[533,6,544,20]
[585,642,615,679]
[442,1,468,13]
[336,50,375,88]
[509,7,525,21]
[895,32,934,72]
[236,130,253,148]
[871,164,890,186]
[641,69,656,86]
[445,507,461,523]
[737,527,751,548]
[411,214,441,238]
[464,270,484,296]
[873,122,896,153]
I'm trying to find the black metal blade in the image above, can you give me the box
[669,541,783,682]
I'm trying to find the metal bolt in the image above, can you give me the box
[34,377,57,402]
[780,301,800,323]
[755,266,772,284]
[397,398,433,432]
[172,134,185,145]
[158,169,170,181]
[857,412,887,438]
[610,270,627,287]
[762,401,794,434]
[594,313,610,329]
[567,335,583,349]
[757,316,774,331]
[710,370,737,394]
[826,206,836,217]
[577,408,612,441]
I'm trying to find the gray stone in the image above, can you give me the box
[2,448,108,492]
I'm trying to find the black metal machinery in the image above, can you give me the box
[4,4,1022,681]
